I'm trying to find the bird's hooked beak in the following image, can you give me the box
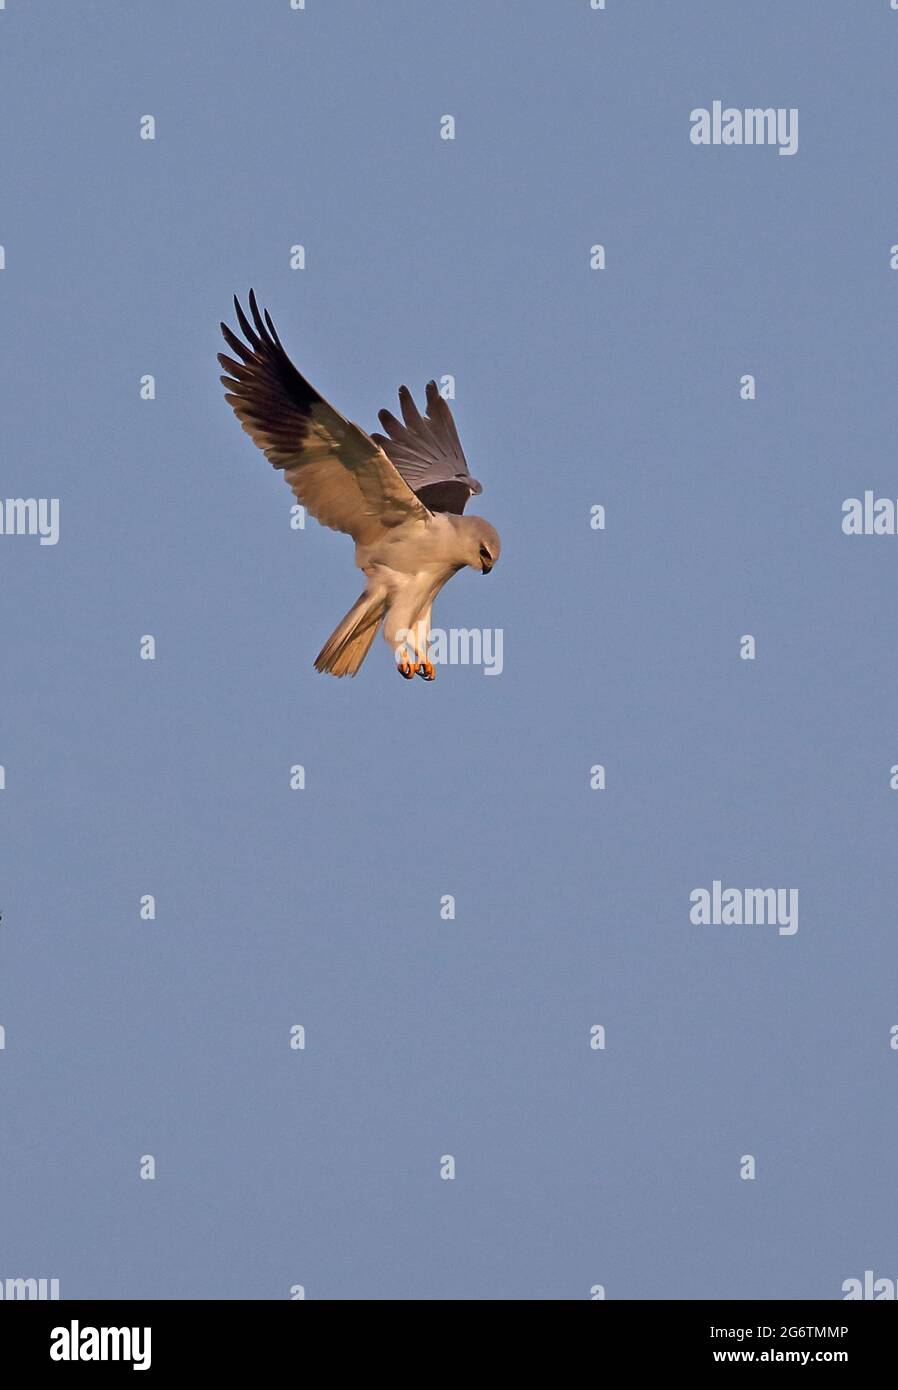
[481,560,492,575]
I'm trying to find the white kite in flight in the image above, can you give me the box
[219,292,500,679]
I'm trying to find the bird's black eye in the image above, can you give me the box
[479,545,491,561]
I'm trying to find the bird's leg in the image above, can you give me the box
[395,640,417,678]
[414,610,435,681]
[388,605,434,681]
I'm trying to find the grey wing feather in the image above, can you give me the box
[371,382,483,515]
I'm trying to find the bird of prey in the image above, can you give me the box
[218,291,500,680]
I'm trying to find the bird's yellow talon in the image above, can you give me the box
[418,661,436,681]
[398,661,416,679]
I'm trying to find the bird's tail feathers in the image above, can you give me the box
[314,590,387,677]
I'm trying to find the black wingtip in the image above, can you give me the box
[248,287,261,324]
[264,308,281,347]
[233,288,257,317]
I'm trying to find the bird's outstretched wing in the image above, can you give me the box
[371,382,483,516]
[219,292,431,545]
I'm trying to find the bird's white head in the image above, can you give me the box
[460,516,501,575]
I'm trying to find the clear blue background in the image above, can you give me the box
[1,0,896,1300]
